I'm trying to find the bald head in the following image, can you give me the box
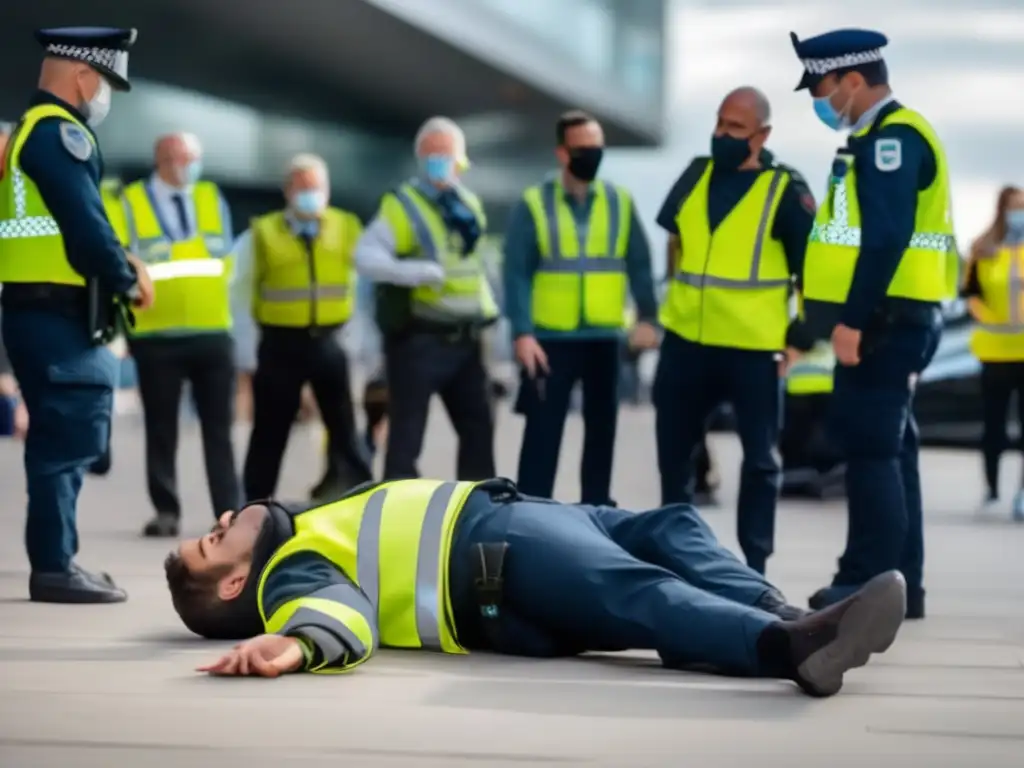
[38,57,107,121]
[154,133,203,188]
[712,86,773,171]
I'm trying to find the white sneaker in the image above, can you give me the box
[1012,491,1024,522]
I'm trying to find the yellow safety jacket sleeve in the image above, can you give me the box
[260,551,379,673]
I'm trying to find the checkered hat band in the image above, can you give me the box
[802,49,882,76]
[45,43,127,79]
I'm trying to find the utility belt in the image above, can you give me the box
[0,281,133,345]
[804,298,941,352]
[387,317,493,345]
[259,323,343,342]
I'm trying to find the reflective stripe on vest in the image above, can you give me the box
[786,343,836,395]
[969,244,1024,362]
[0,104,97,286]
[122,180,232,335]
[660,163,791,350]
[524,179,630,331]
[256,479,477,661]
[392,185,495,323]
[804,107,958,304]
[674,170,789,291]
[252,208,356,327]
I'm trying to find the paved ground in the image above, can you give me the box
[2,402,1024,767]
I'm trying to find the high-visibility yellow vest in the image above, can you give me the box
[786,341,836,395]
[804,107,958,305]
[101,178,129,247]
[522,179,631,332]
[0,104,97,286]
[379,183,497,324]
[660,162,792,350]
[969,244,1024,362]
[122,179,233,336]
[257,479,479,672]
[253,208,359,327]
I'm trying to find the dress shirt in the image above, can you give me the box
[147,172,198,241]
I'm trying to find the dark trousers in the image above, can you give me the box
[244,327,370,499]
[383,331,494,480]
[1,310,117,572]
[979,361,1024,498]
[829,322,940,594]
[450,494,778,672]
[781,393,843,474]
[515,337,620,504]
[131,333,240,518]
[654,332,781,573]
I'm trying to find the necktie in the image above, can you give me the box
[172,193,189,239]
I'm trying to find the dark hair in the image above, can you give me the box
[556,109,597,145]
[972,185,1024,260]
[834,60,889,88]
[164,552,263,640]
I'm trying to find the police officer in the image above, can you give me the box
[504,110,659,504]
[791,30,956,619]
[355,117,498,481]
[0,28,154,603]
[236,153,370,501]
[653,87,816,574]
[120,133,240,536]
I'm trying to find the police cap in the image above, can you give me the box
[35,27,138,92]
[790,29,888,91]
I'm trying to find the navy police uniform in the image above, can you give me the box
[0,28,139,603]
[791,30,948,618]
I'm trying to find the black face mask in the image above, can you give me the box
[566,146,604,182]
[710,134,755,171]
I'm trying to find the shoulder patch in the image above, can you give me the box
[799,193,817,214]
[874,138,902,172]
[59,122,93,162]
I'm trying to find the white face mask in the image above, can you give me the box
[83,77,112,128]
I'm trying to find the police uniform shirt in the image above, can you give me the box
[502,179,660,339]
[655,148,817,279]
[838,97,938,330]
[11,90,137,295]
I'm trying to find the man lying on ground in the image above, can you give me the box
[165,478,906,697]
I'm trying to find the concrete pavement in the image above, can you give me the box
[2,404,1024,767]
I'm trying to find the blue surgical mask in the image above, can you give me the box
[813,94,848,132]
[422,154,456,184]
[1007,210,1024,240]
[293,189,327,215]
[184,160,203,184]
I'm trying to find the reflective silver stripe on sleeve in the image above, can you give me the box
[356,488,387,610]
[675,169,790,289]
[278,582,379,664]
[259,286,349,302]
[413,482,458,651]
[537,181,625,274]
[394,189,437,262]
[978,323,1024,334]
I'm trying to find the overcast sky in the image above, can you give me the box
[604,0,1024,278]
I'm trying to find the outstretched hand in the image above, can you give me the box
[197,634,305,678]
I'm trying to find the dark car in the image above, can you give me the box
[709,301,1007,448]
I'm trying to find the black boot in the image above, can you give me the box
[30,567,128,603]
[142,513,180,538]
[756,571,906,697]
[905,587,925,620]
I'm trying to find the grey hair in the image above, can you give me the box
[287,153,330,186]
[413,116,467,161]
[728,86,772,126]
